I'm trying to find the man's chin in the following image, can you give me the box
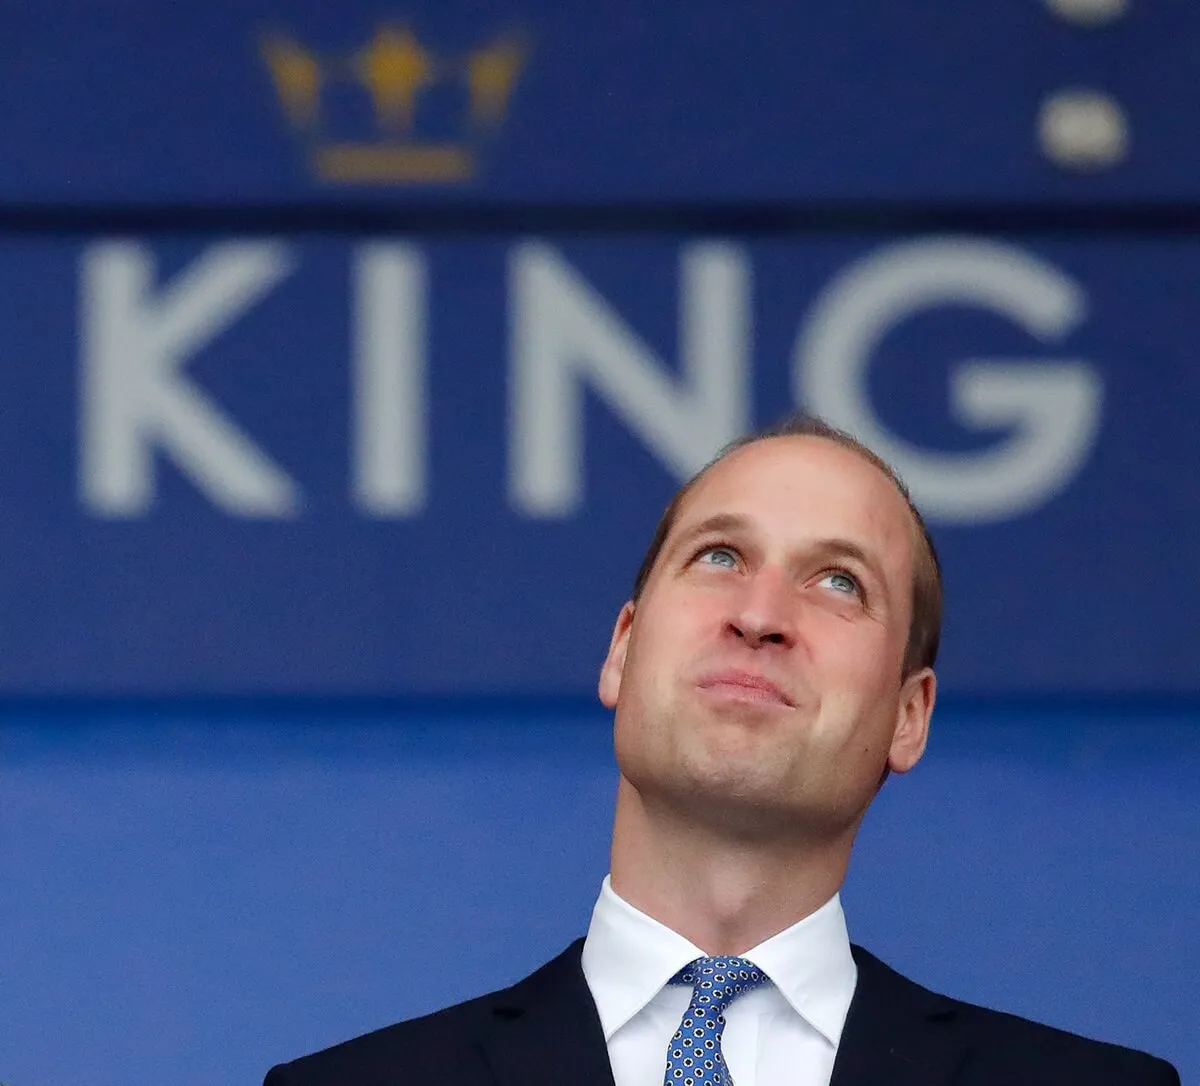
[675,748,796,805]
[689,715,796,764]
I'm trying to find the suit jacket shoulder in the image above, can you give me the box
[263,939,613,1086]
[263,988,495,1086]
[843,944,1180,1086]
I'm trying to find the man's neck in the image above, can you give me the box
[608,777,853,956]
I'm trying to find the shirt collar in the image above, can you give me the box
[582,876,706,1041]
[580,875,856,1046]
[743,886,857,1045]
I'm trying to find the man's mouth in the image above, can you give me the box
[695,669,794,707]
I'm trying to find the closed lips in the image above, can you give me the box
[696,670,794,706]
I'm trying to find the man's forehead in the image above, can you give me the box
[682,436,905,516]
[666,436,917,566]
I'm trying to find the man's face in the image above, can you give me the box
[599,436,935,840]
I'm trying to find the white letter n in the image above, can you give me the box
[509,242,750,516]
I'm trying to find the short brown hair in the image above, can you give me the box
[629,415,943,677]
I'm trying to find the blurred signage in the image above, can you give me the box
[0,235,1195,696]
[260,25,528,185]
[74,237,1100,524]
[2,3,1199,203]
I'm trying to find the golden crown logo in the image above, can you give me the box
[261,25,528,184]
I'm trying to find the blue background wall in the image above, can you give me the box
[2,2,1198,1083]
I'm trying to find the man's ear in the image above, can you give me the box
[598,601,636,709]
[888,667,936,774]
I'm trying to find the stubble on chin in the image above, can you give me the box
[620,704,807,829]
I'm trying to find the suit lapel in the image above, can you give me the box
[478,939,969,1086]
[481,939,616,1086]
[830,946,969,1086]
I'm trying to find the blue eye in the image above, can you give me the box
[697,546,738,569]
[821,571,860,595]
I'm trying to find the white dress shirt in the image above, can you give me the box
[581,877,857,1086]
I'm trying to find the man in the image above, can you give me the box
[265,416,1179,1086]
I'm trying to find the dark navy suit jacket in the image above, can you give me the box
[264,941,1179,1086]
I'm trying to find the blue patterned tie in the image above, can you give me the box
[663,956,769,1086]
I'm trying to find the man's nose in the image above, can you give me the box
[727,565,795,648]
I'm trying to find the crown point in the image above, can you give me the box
[467,36,527,128]
[261,35,322,129]
[357,25,435,132]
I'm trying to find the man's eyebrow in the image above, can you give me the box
[668,513,751,553]
[812,538,887,586]
[817,538,871,564]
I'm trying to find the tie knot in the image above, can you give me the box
[670,955,768,1012]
